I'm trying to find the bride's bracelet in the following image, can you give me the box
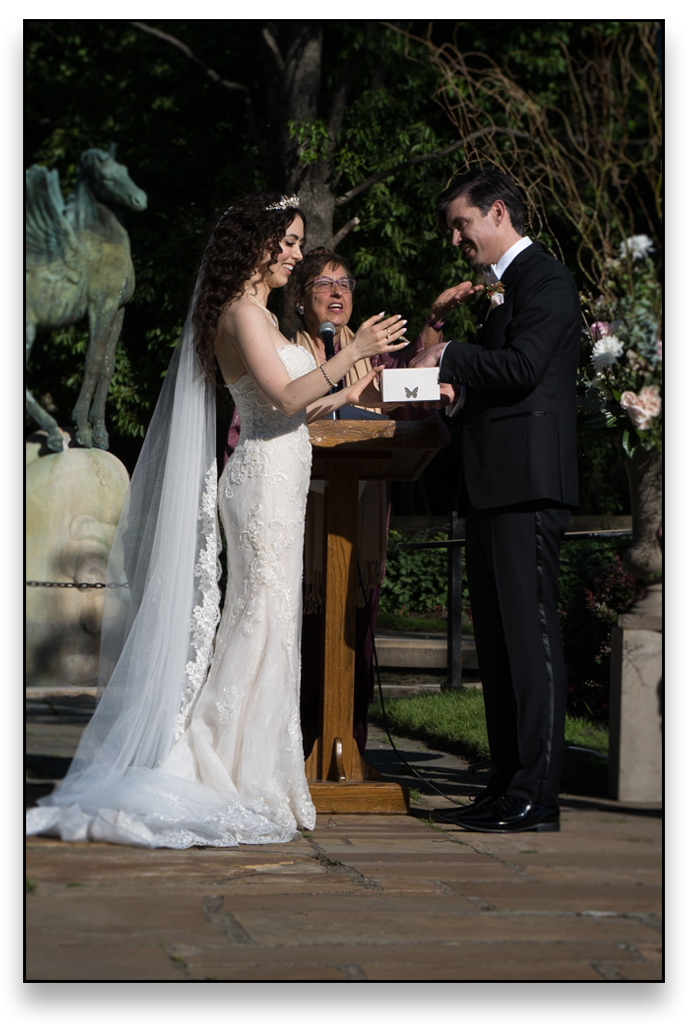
[319,363,337,390]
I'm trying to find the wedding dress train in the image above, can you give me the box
[26,343,317,847]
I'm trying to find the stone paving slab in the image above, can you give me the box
[26,944,189,983]
[519,866,662,887]
[26,824,663,982]
[25,697,663,982]
[158,938,663,979]
[362,869,529,890]
[449,881,661,914]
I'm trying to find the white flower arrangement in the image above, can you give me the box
[618,234,655,261]
[579,233,661,456]
[590,334,624,373]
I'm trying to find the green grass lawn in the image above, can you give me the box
[377,610,474,635]
[369,689,609,797]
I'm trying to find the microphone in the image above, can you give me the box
[318,321,339,420]
[318,321,336,362]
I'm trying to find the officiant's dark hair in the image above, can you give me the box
[437,170,525,236]
[282,246,355,337]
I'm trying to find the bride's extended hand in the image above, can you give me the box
[350,312,408,361]
[345,368,391,409]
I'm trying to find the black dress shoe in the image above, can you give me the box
[431,788,504,825]
[454,794,560,833]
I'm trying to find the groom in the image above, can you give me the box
[413,169,581,833]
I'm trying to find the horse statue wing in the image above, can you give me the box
[25,165,80,275]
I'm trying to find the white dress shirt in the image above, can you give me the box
[489,235,533,281]
[441,236,532,415]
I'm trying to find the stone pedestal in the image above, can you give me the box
[607,447,663,803]
[608,618,662,803]
[26,430,129,689]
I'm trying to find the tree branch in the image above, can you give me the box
[130,21,266,164]
[262,26,285,74]
[408,21,662,288]
[132,21,249,94]
[331,215,360,248]
[335,129,528,207]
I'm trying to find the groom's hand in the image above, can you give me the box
[409,342,445,369]
[422,383,457,410]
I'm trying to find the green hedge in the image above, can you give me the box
[379,530,637,721]
[380,529,461,617]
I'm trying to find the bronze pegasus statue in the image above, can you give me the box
[26,146,147,451]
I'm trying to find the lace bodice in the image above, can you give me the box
[228,344,316,440]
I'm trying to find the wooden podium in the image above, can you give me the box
[304,419,442,814]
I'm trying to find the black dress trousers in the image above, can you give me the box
[465,503,571,807]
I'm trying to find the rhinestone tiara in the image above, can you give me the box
[265,194,301,211]
[215,194,301,229]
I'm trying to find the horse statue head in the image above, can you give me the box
[76,146,148,213]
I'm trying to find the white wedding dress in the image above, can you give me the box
[26,342,317,848]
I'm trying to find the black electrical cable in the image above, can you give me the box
[357,560,466,807]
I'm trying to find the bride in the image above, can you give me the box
[26,193,407,848]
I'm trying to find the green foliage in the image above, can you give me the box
[380,529,459,617]
[576,431,630,515]
[25,19,658,524]
[380,530,636,619]
[377,610,447,634]
[25,20,262,456]
[288,118,330,165]
[558,537,631,609]
[559,539,637,720]
[330,29,483,341]
[415,20,661,299]
[379,531,637,724]
[24,20,475,457]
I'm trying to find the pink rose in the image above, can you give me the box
[638,385,662,418]
[657,339,662,361]
[620,385,661,431]
[590,321,611,341]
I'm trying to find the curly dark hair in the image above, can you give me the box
[281,246,355,338]
[192,192,307,382]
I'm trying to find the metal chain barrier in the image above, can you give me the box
[25,581,130,589]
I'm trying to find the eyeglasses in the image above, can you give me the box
[306,276,356,293]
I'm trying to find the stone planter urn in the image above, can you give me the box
[26,430,130,691]
[619,445,662,631]
[608,444,662,802]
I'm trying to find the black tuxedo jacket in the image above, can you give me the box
[439,242,581,511]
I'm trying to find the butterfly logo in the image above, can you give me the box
[405,386,419,398]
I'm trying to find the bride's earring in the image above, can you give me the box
[295,303,305,316]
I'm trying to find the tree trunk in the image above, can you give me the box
[292,163,338,250]
[261,22,342,250]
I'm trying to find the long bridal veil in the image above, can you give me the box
[26,284,293,847]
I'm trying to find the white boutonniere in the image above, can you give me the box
[486,281,505,308]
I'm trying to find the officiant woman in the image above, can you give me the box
[225,246,464,757]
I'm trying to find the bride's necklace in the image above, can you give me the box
[246,292,278,328]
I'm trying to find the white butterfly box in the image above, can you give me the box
[379,367,440,403]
